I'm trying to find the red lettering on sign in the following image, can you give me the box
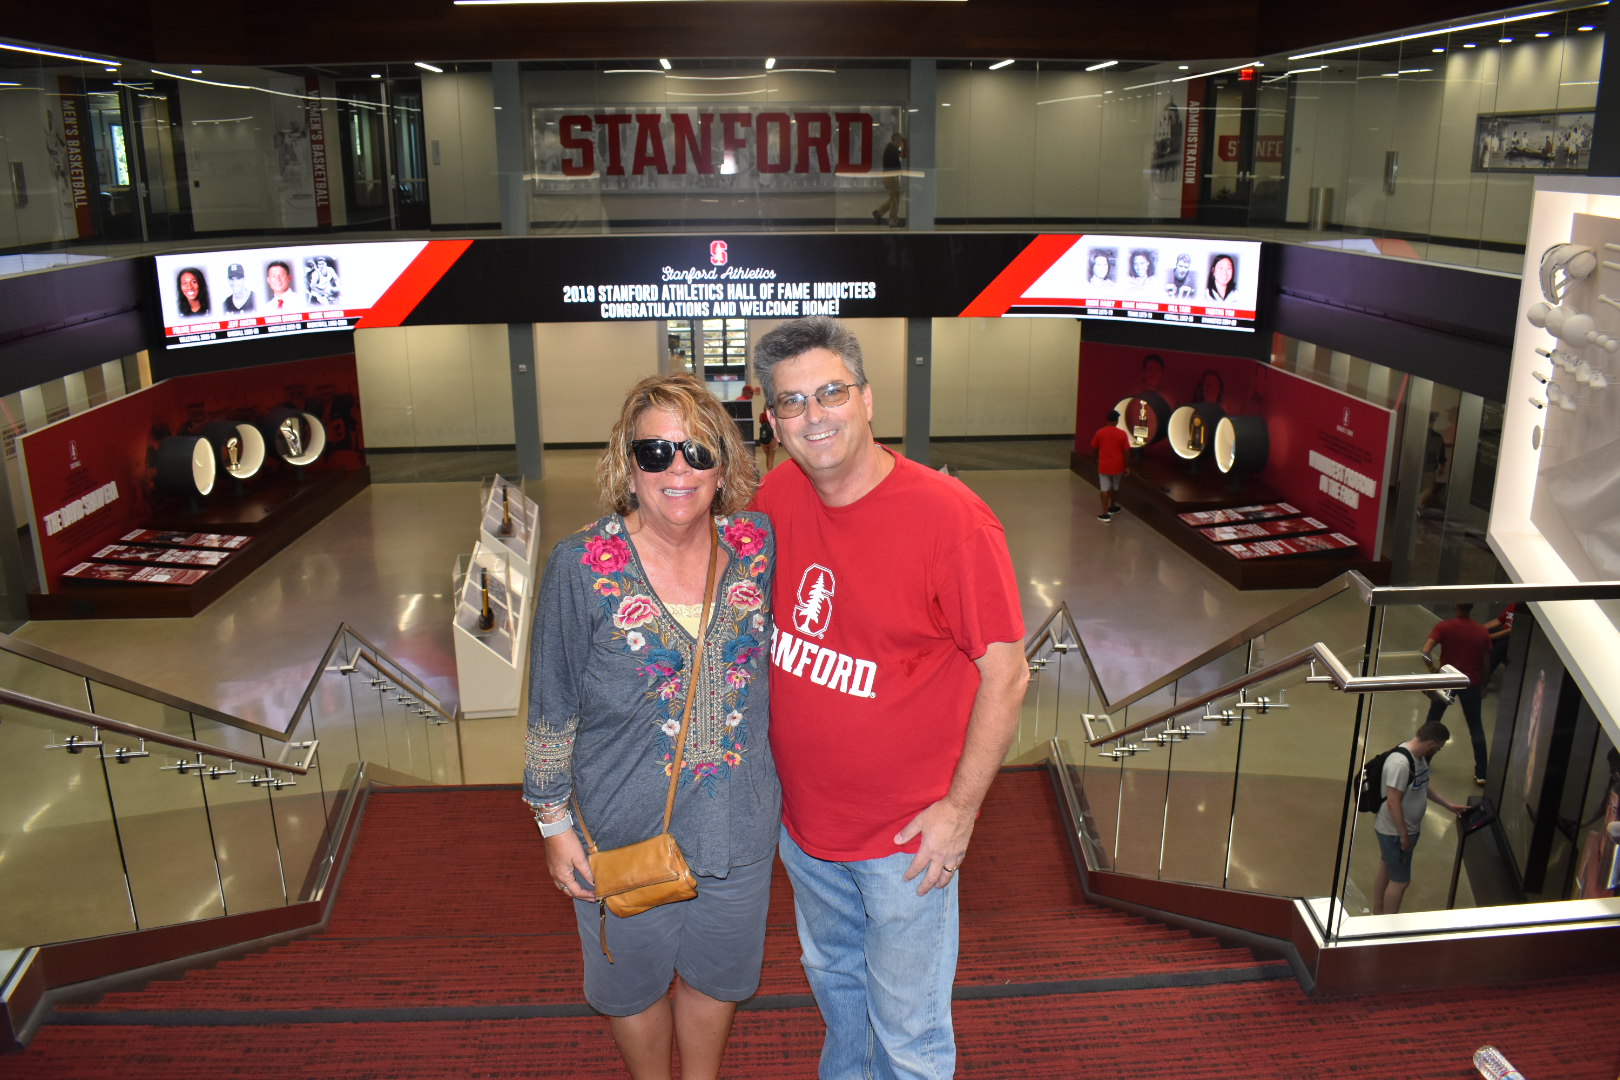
[756,113,791,173]
[594,114,633,175]
[560,115,595,176]
[1218,134,1240,162]
[671,113,714,174]
[632,113,669,174]
[835,112,875,173]
[796,111,833,173]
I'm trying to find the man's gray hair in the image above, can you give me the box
[752,316,868,402]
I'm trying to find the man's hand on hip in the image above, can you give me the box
[896,798,974,896]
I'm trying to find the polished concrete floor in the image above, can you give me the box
[5,440,1496,947]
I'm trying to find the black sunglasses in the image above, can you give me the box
[629,438,717,473]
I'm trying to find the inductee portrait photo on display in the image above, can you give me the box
[175,267,210,318]
[1207,254,1238,302]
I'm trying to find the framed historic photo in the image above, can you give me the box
[1472,109,1593,173]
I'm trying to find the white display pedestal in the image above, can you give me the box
[452,476,540,719]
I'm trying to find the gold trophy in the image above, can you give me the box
[477,570,496,633]
[498,486,514,537]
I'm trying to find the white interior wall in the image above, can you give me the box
[535,321,660,443]
[423,72,498,226]
[1289,34,1602,242]
[355,323,514,448]
[931,318,1079,438]
[0,70,78,248]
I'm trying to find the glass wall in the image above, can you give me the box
[0,2,1607,270]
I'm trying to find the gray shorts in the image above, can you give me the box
[572,854,774,1016]
[1099,472,1123,492]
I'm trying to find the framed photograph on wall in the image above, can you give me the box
[1472,109,1593,173]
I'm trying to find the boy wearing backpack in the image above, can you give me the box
[1371,721,1468,915]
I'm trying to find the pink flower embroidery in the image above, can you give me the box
[723,750,743,767]
[613,594,659,629]
[582,534,631,574]
[748,553,768,579]
[594,577,620,597]
[726,580,764,612]
[726,667,752,688]
[724,518,766,558]
[658,677,683,701]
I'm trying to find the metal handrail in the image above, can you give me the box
[0,686,316,774]
[1353,572,1620,606]
[1085,643,1467,747]
[289,622,455,728]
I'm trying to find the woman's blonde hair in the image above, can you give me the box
[596,372,757,518]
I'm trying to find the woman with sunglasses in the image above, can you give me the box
[523,372,780,1080]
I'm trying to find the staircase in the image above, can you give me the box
[11,770,1619,1078]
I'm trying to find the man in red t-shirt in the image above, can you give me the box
[1090,409,1132,521]
[751,317,1027,1080]
[1422,603,1493,785]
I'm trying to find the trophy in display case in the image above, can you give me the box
[477,569,496,632]
[1168,403,1226,463]
[498,486,514,537]
[1187,412,1207,455]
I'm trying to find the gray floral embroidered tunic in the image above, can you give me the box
[523,511,780,875]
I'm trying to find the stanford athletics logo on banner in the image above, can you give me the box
[531,106,905,193]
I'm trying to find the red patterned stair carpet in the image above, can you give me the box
[14,769,1620,1078]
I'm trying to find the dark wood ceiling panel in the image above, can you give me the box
[9,0,1525,68]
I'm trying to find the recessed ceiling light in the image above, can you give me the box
[1499,37,1513,43]
[370,73,382,79]
[1535,31,1550,38]
[1085,60,1118,72]
[988,59,1015,70]
[190,68,202,74]
[764,57,775,70]
[415,61,444,73]
[1178,65,1189,70]
[1432,47,1445,53]
[659,58,672,70]
[1579,25,1595,31]
[1463,42,1477,48]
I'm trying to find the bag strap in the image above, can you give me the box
[574,521,719,854]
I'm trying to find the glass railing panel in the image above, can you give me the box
[425,708,462,785]
[268,709,332,905]
[1248,585,1372,675]
[1157,693,1243,888]
[1226,670,1359,899]
[190,718,288,914]
[0,703,134,947]
[1111,743,1171,878]
[1167,642,1250,708]
[102,732,227,931]
[377,687,432,781]
[1077,751,1122,872]
[1023,640,1090,764]
[0,649,91,712]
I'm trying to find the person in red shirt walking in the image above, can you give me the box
[1422,603,1494,785]
[1090,410,1132,522]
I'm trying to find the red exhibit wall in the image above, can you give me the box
[1076,343,1394,554]
[19,355,364,593]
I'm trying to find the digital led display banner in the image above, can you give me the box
[154,241,433,349]
[960,234,1263,331]
[152,233,1266,353]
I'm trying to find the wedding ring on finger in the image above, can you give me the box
[943,863,960,873]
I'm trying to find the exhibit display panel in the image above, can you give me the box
[1077,342,1395,587]
[16,355,366,615]
[155,242,429,350]
[454,476,538,718]
[1491,176,1620,738]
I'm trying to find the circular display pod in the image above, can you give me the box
[1214,414,1270,474]
[155,435,217,496]
[1116,391,1170,447]
[259,408,328,467]
[1167,403,1226,460]
[200,420,267,480]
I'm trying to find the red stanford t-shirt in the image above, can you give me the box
[752,451,1024,861]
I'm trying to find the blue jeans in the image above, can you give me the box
[779,827,959,1080]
